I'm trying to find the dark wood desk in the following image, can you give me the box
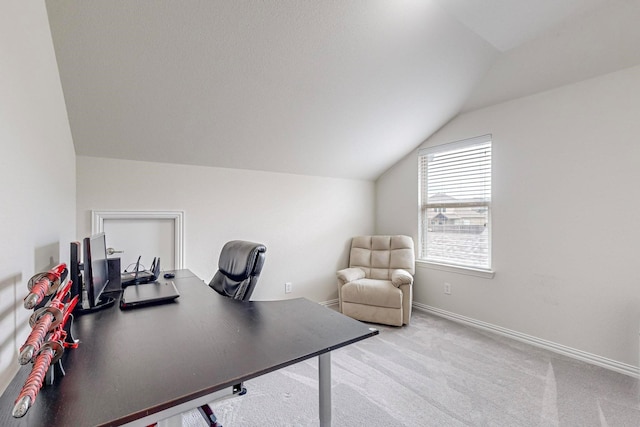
[0,270,378,426]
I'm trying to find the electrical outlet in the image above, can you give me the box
[444,282,451,295]
[285,282,292,294]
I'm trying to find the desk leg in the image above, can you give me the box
[319,352,331,426]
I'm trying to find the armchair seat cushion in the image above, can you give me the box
[341,279,402,309]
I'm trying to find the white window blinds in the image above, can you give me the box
[418,135,492,270]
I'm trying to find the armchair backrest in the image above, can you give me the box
[349,235,415,279]
[209,240,267,301]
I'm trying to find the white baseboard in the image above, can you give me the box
[412,302,640,378]
[319,299,338,308]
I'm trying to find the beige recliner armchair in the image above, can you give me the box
[337,235,415,326]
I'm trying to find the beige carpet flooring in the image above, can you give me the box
[183,309,640,426]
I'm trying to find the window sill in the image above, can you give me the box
[416,260,495,279]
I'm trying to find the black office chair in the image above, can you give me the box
[193,241,267,426]
[208,240,266,301]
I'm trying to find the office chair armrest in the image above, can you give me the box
[391,269,413,288]
[337,267,366,285]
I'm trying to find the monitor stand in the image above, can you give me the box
[75,296,116,315]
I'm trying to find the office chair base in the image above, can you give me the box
[233,383,247,396]
[197,404,221,426]
[193,383,246,426]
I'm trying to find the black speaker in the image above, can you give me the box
[105,257,122,292]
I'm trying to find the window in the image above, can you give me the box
[418,135,492,270]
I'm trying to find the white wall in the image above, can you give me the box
[0,1,76,393]
[77,157,375,302]
[376,64,640,369]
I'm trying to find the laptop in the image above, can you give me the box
[121,256,160,287]
[119,280,180,309]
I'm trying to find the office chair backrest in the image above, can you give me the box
[208,240,267,301]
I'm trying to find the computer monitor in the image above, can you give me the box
[83,232,113,309]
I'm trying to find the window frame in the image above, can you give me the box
[418,134,493,276]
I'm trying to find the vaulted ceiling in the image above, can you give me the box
[45,0,640,180]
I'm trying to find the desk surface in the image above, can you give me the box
[0,270,378,426]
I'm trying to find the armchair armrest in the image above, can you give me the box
[391,269,413,288]
[337,267,366,285]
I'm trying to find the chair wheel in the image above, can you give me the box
[232,383,247,395]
